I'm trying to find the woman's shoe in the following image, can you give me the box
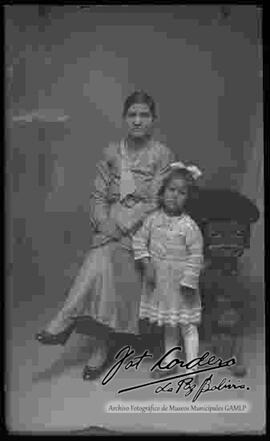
[82,353,112,381]
[35,325,74,346]
[82,364,107,381]
[82,342,114,381]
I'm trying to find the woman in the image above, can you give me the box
[36,90,175,380]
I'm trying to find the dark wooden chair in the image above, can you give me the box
[187,188,260,377]
[109,188,260,377]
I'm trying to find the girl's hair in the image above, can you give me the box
[158,168,198,209]
[122,90,157,119]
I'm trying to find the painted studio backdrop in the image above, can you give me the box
[6,5,264,434]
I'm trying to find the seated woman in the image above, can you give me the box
[36,90,176,380]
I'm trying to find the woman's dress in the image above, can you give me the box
[45,139,175,335]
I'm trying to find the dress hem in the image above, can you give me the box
[73,315,139,335]
[139,316,202,327]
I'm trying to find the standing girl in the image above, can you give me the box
[132,163,204,379]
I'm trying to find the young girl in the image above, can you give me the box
[132,163,204,380]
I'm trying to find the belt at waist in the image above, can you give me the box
[109,194,156,208]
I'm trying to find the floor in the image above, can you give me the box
[6,289,266,435]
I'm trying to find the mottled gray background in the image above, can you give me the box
[5,5,264,434]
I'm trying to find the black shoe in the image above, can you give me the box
[82,365,104,381]
[82,332,119,381]
[82,353,111,381]
[82,343,118,381]
[35,325,74,346]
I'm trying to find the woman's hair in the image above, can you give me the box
[158,168,198,209]
[122,90,157,119]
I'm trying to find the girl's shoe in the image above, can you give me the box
[192,373,200,385]
[184,369,199,385]
[35,324,74,346]
[151,366,179,380]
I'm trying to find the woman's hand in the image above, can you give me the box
[98,219,123,240]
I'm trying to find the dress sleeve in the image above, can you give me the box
[181,221,204,290]
[89,147,117,232]
[132,214,153,260]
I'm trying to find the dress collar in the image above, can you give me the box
[161,208,186,221]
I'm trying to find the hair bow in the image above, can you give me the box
[170,161,202,180]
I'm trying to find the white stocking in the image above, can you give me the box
[180,323,199,372]
[164,325,180,365]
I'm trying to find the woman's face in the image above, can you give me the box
[163,178,188,214]
[125,103,154,138]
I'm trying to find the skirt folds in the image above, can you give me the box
[139,257,202,327]
[62,242,142,335]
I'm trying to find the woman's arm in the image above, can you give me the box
[115,145,176,233]
[151,145,176,202]
[132,215,156,287]
[132,215,152,260]
[89,147,122,239]
[181,222,204,291]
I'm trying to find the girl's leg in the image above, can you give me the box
[164,324,180,365]
[180,323,199,377]
[151,324,180,378]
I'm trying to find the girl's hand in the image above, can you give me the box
[141,258,156,288]
[181,285,197,307]
[181,285,196,296]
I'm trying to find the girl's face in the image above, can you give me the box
[163,178,188,214]
[125,103,154,139]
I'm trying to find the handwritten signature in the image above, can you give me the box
[100,345,249,402]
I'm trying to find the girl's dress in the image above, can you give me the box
[45,139,175,336]
[132,209,204,327]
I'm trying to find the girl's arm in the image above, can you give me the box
[181,222,204,291]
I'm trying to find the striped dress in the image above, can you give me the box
[132,209,204,327]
